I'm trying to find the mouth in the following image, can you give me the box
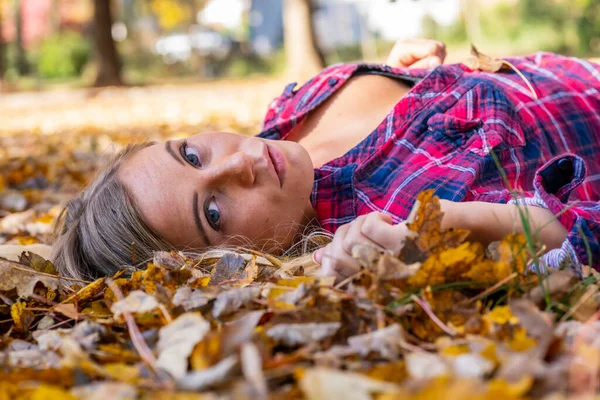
[266,144,287,188]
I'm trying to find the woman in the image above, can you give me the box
[51,39,600,281]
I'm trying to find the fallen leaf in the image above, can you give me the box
[19,251,57,275]
[177,356,238,391]
[405,352,449,380]
[347,324,405,359]
[212,287,260,318]
[156,313,210,379]
[110,290,160,318]
[11,301,34,331]
[0,259,59,298]
[266,322,341,346]
[299,368,400,400]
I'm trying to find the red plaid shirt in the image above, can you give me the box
[258,53,600,271]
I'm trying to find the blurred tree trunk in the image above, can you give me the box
[460,0,482,44]
[283,0,325,81]
[14,0,29,75]
[0,4,5,81]
[94,0,123,87]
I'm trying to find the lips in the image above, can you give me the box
[266,144,287,188]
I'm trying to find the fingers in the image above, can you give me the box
[319,224,362,281]
[315,212,414,282]
[360,212,414,256]
[386,38,446,69]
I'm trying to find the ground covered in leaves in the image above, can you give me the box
[1,84,600,399]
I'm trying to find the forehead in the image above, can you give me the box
[118,142,196,246]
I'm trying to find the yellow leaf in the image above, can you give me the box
[190,333,222,371]
[486,376,533,399]
[234,255,258,287]
[28,384,77,400]
[11,301,34,331]
[62,278,106,304]
[363,361,407,384]
[507,328,536,352]
[268,277,315,300]
[483,306,518,326]
[441,344,470,357]
[104,363,140,383]
[405,190,470,254]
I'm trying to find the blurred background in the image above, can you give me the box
[1,0,599,91]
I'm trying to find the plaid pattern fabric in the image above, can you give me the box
[257,53,600,270]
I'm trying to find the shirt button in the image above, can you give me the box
[327,77,338,87]
[557,157,574,175]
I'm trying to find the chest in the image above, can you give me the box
[286,74,411,168]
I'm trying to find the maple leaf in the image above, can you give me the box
[405,190,470,254]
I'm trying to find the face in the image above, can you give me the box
[119,132,316,253]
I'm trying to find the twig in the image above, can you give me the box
[411,294,457,336]
[559,286,597,323]
[0,257,91,284]
[334,269,366,289]
[503,60,539,100]
[464,272,517,305]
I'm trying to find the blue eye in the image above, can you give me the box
[182,141,201,167]
[205,198,220,230]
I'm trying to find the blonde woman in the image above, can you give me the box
[52,39,600,281]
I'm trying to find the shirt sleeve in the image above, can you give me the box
[502,154,600,274]
[484,154,600,273]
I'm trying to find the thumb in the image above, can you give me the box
[409,55,442,69]
[312,248,325,264]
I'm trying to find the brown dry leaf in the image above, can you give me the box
[212,287,260,318]
[53,303,80,320]
[464,45,538,100]
[234,255,258,288]
[173,286,216,311]
[0,258,60,298]
[464,45,506,73]
[210,254,247,285]
[18,251,57,275]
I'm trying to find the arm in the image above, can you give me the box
[316,156,600,280]
[440,200,568,251]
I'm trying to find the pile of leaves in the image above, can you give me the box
[1,190,599,399]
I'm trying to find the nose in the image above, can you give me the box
[207,151,255,187]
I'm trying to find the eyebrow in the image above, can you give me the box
[166,140,185,166]
[193,192,210,247]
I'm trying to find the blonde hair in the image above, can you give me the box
[51,142,172,281]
